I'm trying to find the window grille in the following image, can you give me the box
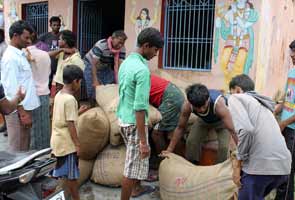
[163,0,215,71]
[24,2,48,35]
[78,0,102,56]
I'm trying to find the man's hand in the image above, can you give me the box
[78,105,90,115]
[232,167,242,188]
[15,87,26,103]
[19,111,32,128]
[62,47,77,54]
[160,147,173,158]
[279,120,288,131]
[139,142,150,159]
[75,143,81,157]
[92,80,101,88]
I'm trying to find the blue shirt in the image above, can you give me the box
[191,90,224,123]
[1,45,40,111]
[281,68,295,129]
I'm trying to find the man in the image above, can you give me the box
[84,30,127,100]
[274,40,295,200]
[38,16,61,88]
[150,74,184,156]
[1,20,40,151]
[116,27,163,200]
[164,83,238,164]
[25,25,51,150]
[228,74,291,199]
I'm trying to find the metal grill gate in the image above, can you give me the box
[163,0,215,71]
[24,2,48,35]
[78,0,102,56]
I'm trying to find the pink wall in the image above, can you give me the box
[255,0,295,96]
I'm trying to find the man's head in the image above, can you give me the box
[49,16,61,34]
[229,74,255,94]
[29,24,38,45]
[9,20,33,49]
[111,30,127,50]
[137,27,164,60]
[289,40,295,65]
[63,65,84,92]
[186,84,210,114]
[59,30,76,48]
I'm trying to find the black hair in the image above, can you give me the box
[49,16,61,24]
[112,30,128,40]
[29,23,38,43]
[229,74,255,92]
[186,84,209,107]
[60,30,76,48]
[0,29,4,43]
[9,20,33,39]
[63,65,84,84]
[136,8,151,21]
[289,40,295,51]
[137,27,164,48]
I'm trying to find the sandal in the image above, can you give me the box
[131,185,156,198]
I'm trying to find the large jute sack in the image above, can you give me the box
[77,107,110,160]
[91,145,126,187]
[159,153,237,200]
[96,84,162,146]
[78,159,95,187]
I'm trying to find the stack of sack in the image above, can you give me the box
[77,84,162,187]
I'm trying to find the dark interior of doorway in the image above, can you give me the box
[78,0,125,56]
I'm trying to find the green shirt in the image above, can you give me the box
[116,52,150,124]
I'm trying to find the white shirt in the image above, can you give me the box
[1,45,40,111]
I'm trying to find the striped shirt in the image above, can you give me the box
[84,39,126,69]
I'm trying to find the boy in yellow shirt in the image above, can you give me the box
[50,65,85,200]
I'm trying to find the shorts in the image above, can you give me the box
[120,125,149,180]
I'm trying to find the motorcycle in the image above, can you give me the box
[0,148,65,200]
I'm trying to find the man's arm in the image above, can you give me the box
[215,97,238,144]
[91,58,101,87]
[0,87,25,115]
[67,121,80,156]
[166,102,191,152]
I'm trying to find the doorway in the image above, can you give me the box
[77,0,125,56]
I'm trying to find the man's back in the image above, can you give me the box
[228,93,291,175]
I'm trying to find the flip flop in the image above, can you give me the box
[131,185,156,198]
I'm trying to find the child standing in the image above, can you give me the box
[50,64,84,200]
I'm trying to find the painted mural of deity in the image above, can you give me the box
[214,0,259,88]
[129,0,160,36]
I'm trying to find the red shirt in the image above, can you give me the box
[150,75,170,107]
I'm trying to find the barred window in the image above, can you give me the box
[23,2,48,35]
[163,0,215,71]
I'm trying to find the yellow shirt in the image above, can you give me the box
[51,92,78,156]
[54,52,85,84]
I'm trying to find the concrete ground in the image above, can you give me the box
[0,132,160,200]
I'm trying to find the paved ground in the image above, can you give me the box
[0,132,160,200]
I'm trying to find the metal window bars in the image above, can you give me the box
[163,0,215,71]
[24,2,48,35]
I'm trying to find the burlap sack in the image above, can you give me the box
[77,107,110,160]
[159,153,237,200]
[96,84,162,146]
[91,145,126,187]
[78,159,95,186]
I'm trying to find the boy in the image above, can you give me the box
[116,27,163,200]
[228,74,291,199]
[50,65,84,200]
